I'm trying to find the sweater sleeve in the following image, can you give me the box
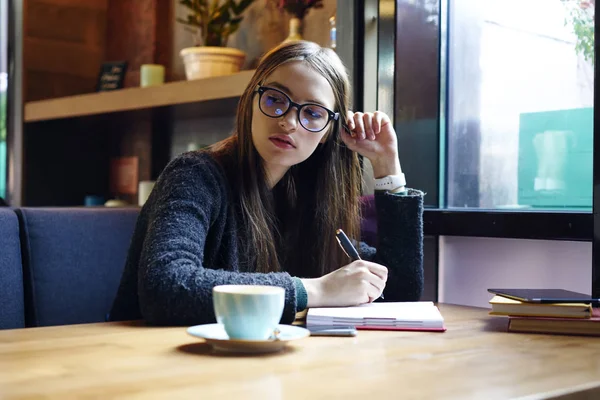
[358,189,424,301]
[137,153,298,326]
[292,277,308,311]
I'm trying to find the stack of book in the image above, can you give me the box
[489,295,600,336]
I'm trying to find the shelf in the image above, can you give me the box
[24,70,256,122]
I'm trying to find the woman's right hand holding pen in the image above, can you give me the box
[300,261,388,308]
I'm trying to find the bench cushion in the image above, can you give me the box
[0,208,25,329]
[17,208,139,327]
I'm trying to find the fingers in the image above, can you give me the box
[340,129,357,147]
[351,262,387,301]
[346,111,356,132]
[362,273,385,295]
[366,283,382,303]
[346,111,391,141]
[352,260,388,281]
[362,113,375,140]
[379,111,392,131]
[359,281,378,304]
[346,111,365,140]
[347,260,388,281]
[360,275,383,304]
[353,113,366,140]
[373,111,384,135]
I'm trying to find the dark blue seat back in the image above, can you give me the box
[17,207,139,327]
[0,208,25,329]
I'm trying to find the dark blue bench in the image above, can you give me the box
[0,208,25,329]
[16,207,139,327]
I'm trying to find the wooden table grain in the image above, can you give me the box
[1,304,599,400]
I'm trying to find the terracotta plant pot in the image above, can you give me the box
[180,46,246,80]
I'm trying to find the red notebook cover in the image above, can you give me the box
[357,325,446,332]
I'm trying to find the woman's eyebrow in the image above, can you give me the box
[264,81,324,106]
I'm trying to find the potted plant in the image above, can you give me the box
[178,0,255,80]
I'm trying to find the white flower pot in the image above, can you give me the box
[180,46,246,80]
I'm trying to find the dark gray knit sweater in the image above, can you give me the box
[109,151,424,326]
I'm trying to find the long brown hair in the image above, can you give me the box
[210,41,361,278]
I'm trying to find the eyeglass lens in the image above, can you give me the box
[259,88,330,132]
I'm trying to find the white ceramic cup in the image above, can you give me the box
[213,285,285,340]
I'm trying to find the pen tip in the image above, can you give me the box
[336,229,342,234]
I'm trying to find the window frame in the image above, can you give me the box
[4,0,24,206]
[423,209,591,241]
[592,0,600,298]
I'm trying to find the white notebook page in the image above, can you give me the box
[307,302,444,328]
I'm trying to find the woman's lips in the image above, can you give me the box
[269,136,296,149]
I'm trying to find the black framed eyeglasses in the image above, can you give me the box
[255,86,339,133]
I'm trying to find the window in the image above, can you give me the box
[374,0,593,239]
[446,0,594,210]
[0,0,7,199]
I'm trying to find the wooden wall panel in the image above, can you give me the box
[112,111,153,183]
[108,110,153,205]
[26,71,97,103]
[106,0,173,87]
[104,0,173,193]
[24,0,108,101]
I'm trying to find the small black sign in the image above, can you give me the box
[96,61,128,92]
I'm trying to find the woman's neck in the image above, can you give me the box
[265,163,290,189]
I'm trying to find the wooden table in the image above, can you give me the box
[1,304,600,400]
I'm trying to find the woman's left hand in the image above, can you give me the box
[341,111,401,177]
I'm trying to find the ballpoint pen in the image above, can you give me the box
[335,228,384,300]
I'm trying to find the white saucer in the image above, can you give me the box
[186,324,310,354]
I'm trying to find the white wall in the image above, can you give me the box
[438,236,592,308]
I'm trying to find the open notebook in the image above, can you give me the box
[307,302,446,332]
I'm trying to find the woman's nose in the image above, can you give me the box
[278,107,299,131]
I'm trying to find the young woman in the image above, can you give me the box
[109,40,424,326]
